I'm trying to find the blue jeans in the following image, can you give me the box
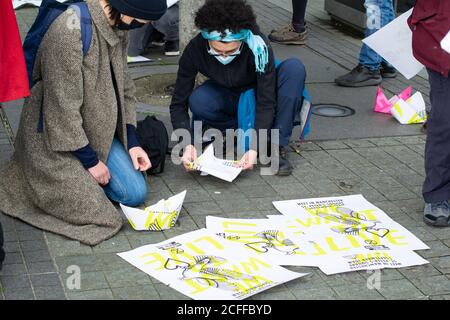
[103,139,148,207]
[359,0,395,70]
[189,58,306,147]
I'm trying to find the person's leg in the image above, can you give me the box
[270,58,307,176]
[422,69,450,227]
[359,0,386,71]
[274,58,307,147]
[268,0,308,45]
[127,24,155,57]
[153,4,180,56]
[336,0,396,87]
[292,0,308,33]
[378,0,397,78]
[189,81,240,132]
[0,221,4,270]
[103,139,148,207]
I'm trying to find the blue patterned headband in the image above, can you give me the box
[201,29,269,73]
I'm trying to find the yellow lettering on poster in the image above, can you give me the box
[223,221,257,229]
[185,278,210,295]
[140,252,167,269]
[186,236,225,254]
[293,217,324,228]
[346,235,362,249]
[325,237,351,252]
[239,258,271,273]
[385,229,409,246]
[311,243,327,256]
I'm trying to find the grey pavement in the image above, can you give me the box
[1,0,449,300]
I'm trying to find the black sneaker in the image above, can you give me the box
[335,64,382,87]
[276,146,293,176]
[380,62,397,78]
[148,29,165,47]
[165,40,180,56]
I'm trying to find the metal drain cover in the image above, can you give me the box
[312,104,355,117]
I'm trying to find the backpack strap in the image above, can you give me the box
[71,2,92,57]
[37,2,92,133]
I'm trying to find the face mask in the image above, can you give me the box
[208,44,241,65]
[116,19,146,30]
[214,54,237,65]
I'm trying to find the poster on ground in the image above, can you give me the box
[118,229,307,300]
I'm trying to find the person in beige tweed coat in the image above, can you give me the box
[0,0,168,246]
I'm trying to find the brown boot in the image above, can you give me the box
[268,24,308,45]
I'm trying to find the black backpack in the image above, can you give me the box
[136,116,169,175]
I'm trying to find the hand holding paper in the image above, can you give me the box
[191,144,242,182]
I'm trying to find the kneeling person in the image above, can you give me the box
[0,0,168,245]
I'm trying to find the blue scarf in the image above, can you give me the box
[201,29,269,73]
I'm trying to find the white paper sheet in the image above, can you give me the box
[127,55,152,64]
[206,216,320,267]
[272,195,429,252]
[117,229,307,300]
[320,249,428,275]
[120,191,186,231]
[192,144,242,182]
[391,91,427,125]
[362,9,424,79]
[441,31,450,54]
[167,0,179,8]
[265,215,429,275]
[315,249,428,275]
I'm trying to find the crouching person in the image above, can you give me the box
[0,0,168,245]
[170,0,307,176]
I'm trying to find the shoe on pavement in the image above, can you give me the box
[380,62,397,78]
[335,64,382,87]
[276,146,293,176]
[268,24,307,45]
[424,201,450,227]
[165,40,180,56]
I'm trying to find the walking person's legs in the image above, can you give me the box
[269,0,308,45]
[335,0,397,87]
[422,69,450,227]
[127,24,155,57]
[153,4,180,56]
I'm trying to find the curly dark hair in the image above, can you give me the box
[195,0,258,34]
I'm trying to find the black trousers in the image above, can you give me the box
[423,68,450,203]
[0,222,4,269]
[292,0,308,26]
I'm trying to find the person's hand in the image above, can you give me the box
[129,147,152,171]
[181,144,198,172]
[238,150,258,171]
[88,161,111,186]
